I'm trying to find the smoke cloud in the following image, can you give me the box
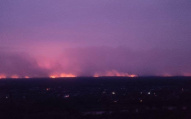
[47,47,191,76]
[0,51,49,78]
[0,46,191,77]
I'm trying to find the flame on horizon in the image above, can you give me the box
[94,70,138,77]
[60,73,76,77]
[50,73,76,78]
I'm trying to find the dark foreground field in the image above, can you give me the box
[0,77,191,119]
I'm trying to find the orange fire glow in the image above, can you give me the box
[60,73,76,77]
[94,70,138,77]
[50,73,76,78]
[50,75,57,78]
[94,74,99,77]
[128,74,138,78]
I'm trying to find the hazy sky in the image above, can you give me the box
[0,0,191,77]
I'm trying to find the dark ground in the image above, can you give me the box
[0,76,191,119]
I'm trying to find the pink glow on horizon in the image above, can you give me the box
[25,76,30,79]
[183,73,191,77]
[11,75,19,79]
[94,70,138,77]
[162,73,173,77]
[0,74,6,79]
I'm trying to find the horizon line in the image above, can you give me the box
[1,76,191,79]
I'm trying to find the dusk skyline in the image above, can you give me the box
[0,0,191,78]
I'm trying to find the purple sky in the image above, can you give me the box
[0,0,191,77]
